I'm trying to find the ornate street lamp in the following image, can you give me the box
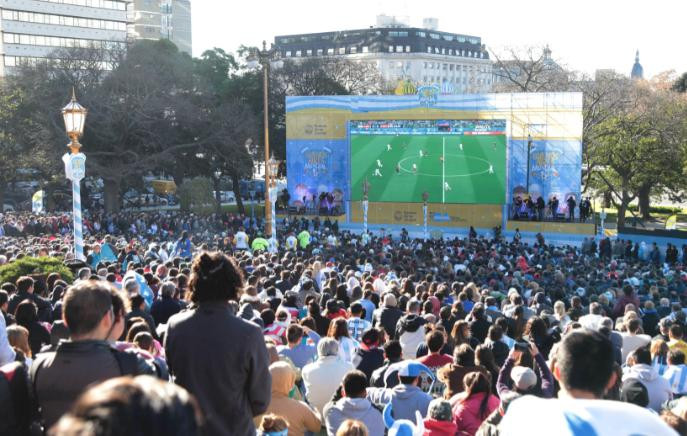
[247,41,282,236]
[62,88,87,154]
[61,89,88,261]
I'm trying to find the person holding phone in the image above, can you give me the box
[496,341,555,398]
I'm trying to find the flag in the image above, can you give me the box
[666,214,678,230]
[32,190,44,214]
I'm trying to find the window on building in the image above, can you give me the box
[338,47,345,54]
[317,48,323,55]
[443,63,447,70]
[405,45,411,52]
[396,45,403,52]
[295,50,301,57]
[388,45,393,52]
[350,46,357,54]
[443,35,454,41]
[305,49,311,56]
[449,64,454,71]
[417,31,426,37]
[285,51,291,57]
[327,48,334,55]
[435,47,440,54]
[389,31,408,37]
[362,46,369,53]
[430,33,440,39]
[441,48,446,54]
[427,46,432,53]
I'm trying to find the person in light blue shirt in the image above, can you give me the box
[357,290,376,323]
[663,349,687,396]
[278,324,320,369]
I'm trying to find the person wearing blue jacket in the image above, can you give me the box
[366,360,433,422]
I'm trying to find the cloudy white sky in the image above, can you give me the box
[191,0,686,79]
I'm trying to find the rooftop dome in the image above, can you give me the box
[631,50,643,79]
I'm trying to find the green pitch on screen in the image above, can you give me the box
[351,134,506,204]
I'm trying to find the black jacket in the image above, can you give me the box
[373,306,403,339]
[165,302,271,436]
[150,297,182,326]
[354,347,385,381]
[31,340,152,429]
[8,292,52,323]
[395,313,428,339]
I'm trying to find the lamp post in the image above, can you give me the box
[526,133,533,194]
[214,168,222,212]
[267,155,280,252]
[61,89,88,261]
[422,191,429,241]
[247,41,282,237]
[245,139,258,222]
[362,178,370,237]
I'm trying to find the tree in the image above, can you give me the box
[177,176,214,211]
[0,86,49,208]
[673,72,687,93]
[587,82,687,226]
[9,40,236,212]
[490,46,574,92]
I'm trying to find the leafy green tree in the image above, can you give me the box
[176,176,214,211]
[673,72,687,93]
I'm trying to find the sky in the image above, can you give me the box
[191,0,686,79]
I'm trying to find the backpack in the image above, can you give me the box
[0,362,33,436]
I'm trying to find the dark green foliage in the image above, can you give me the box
[0,257,73,285]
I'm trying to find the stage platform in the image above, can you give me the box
[506,220,596,236]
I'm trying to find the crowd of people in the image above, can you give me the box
[0,209,686,435]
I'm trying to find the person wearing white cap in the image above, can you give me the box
[367,360,433,422]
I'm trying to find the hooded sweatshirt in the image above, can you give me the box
[324,397,384,436]
[396,314,428,359]
[367,384,432,422]
[423,418,458,436]
[623,364,672,411]
[255,361,321,436]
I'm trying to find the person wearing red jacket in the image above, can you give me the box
[423,398,457,435]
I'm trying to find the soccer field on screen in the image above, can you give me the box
[351,134,507,204]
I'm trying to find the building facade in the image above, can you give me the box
[274,16,493,94]
[0,0,129,75]
[130,0,191,54]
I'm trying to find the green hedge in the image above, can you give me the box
[0,257,74,286]
[626,204,683,214]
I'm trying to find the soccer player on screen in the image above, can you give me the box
[395,163,400,174]
[444,182,452,191]
[412,164,417,174]
[376,159,383,168]
[459,143,463,151]
[373,168,382,177]
[387,144,392,151]
[419,150,425,158]
[489,164,494,174]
